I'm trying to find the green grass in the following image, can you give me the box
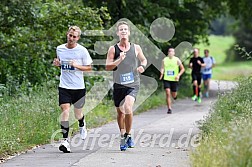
[212,61,252,80]
[195,35,235,64]
[191,77,252,167]
[0,85,60,158]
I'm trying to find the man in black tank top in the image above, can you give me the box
[106,21,147,151]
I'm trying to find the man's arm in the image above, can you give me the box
[198,58,206,67]
[135,44,147,73]
[211,57,216,68]
[159,59,164,80]
[105,46,125,71]
[176,60,185,81]
[53,53,61,67]
[189,58,193,69]
[71,62,92,71]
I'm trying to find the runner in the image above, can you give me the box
[53,26,93,153]
[189,48,205,103]
[105,21,147,151]
[202,49,216,97]
[159,48,185,114]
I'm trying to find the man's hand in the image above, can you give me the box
[175,75,180,81]
[69,60,77,67]
[53,58,61,66]
[137,65,145,73]
[159,73,163,80]
[120,51,126,61]
[197,60,202,66]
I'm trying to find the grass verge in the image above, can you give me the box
[191,76,252,167]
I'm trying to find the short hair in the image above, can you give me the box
[68,26,81,36]
[194,48,199,53]
[116,21,130,32]
[204,49,209,53]
[168,47,175,52]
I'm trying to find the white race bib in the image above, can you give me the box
[167,70,174,76]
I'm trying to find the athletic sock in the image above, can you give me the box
[61,121,69,139]
[124,133,129,138]
[198,88,201,97]
[78,115,85,127]
[193,85,196,95]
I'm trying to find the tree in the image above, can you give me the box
[0,0,110,95]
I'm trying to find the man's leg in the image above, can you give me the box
[73,89,87,139]
[165,88,172,109]
[197,75,202,103]
[116,107,125,135]
[171,91,177,100]
[60,103,71,138]
[171,81,178,100]
[205,77,211,97]
[192,80,198,101]
[123,95,135,148]
[123,95,135,134]
[116,107,128,151]
[59,103,71,153]
[74,107,87,140]
[74,108,84,121]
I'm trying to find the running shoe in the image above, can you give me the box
[192,95,197,101]
[59,139,71,153]
[167,109,172,114]
[197,97,202,103]
[120,135,128,151]
[126,135,135,148]
[79,125,87,140]
[205,92,209,98]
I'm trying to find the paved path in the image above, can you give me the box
[0,80,236,167]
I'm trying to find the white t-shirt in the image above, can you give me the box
[202,56,215,75]
[56,43,93,89]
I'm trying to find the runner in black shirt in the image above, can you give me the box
[189,48,205,103]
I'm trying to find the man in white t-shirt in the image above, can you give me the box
[53,26,93,153]
[202,49,215,98]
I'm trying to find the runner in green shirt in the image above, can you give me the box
[160,48,185,114]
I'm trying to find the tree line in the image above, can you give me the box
[0,0,251,95]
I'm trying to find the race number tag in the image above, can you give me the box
[120,72,134,85]
[61,61,75,71]
[167,70,174,76]
[204,68,211,72]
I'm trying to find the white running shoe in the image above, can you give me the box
[79,120,87,140]
[59,139,71,153]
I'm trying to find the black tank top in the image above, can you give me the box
[113,43,140,88]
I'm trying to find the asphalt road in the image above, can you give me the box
[0,80,236,167]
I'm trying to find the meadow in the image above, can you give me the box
[195,35,252,80]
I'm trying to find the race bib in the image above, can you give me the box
[61,61,75,71]
[167,70,175,76]
[204,68,211,72]
[120,72,134,85]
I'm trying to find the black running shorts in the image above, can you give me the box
[191,73,202,85]
[113,85,139,107]
[163,80,178,92]
[58,87,86,109]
